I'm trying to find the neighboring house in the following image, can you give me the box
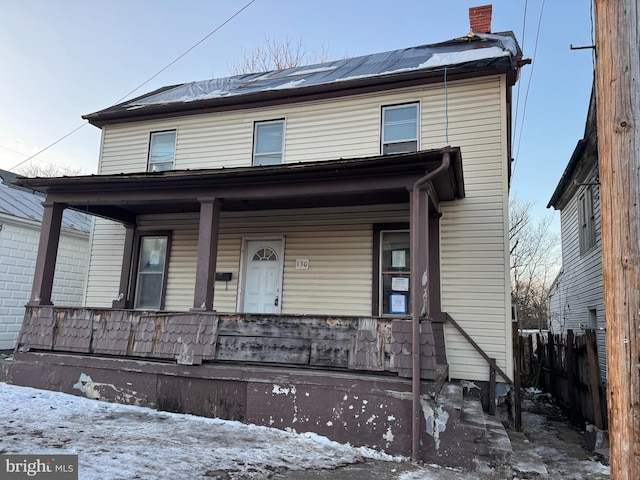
[0,169,91,350]
[7,7,526,464]
[547,89,606,380]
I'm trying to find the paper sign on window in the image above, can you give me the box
[390,294,407,314]
[392,250,406,268]
[392,277,409,292]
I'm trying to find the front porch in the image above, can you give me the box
[11,306,452,459]
[17,307,440,378]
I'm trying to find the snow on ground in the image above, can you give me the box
[0,382,610,479]
[0,382,398,479]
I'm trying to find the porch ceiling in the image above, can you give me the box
[14,147,464,224]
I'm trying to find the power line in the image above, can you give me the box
[513,0,528,145]
[10,0,257,172]
[113,0,257,105]
[512,0,546,178]
[0,144,30,157]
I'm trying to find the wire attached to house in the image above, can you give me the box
[444,66,449,145]
[10,0,257,172]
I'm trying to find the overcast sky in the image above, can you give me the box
[0,0,594,226]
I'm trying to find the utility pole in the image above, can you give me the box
[594,1,640,477]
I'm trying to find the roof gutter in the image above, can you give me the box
[411,151,450,462]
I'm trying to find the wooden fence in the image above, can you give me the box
[519,329,607,429]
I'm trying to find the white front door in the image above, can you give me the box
[241,239,284,314]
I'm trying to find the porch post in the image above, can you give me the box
[410,186,430,460]
[28,202,64,306]
[192,198,222,311]
[428,210,442,318]
[429,210,448,365]
[112,224,135,308]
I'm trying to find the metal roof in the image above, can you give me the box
[84,32,521,125]
[0,170,91,233]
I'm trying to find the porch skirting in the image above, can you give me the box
[2,351,448,460]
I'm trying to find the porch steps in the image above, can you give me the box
[427,382,526,470]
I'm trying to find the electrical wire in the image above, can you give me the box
[10,0,257,172]
[444,66,449,145]
[513,0,528,145]
[512,0,545,178]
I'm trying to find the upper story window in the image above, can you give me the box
[578,186,596,254]
[148,130,176,172]
[253,120,284,166]
[381,103,419,154]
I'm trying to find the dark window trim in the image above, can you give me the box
[372,222,410,316]
[130,230,172,310]
[147,130,177,172]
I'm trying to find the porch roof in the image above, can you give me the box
[14,147,464,225]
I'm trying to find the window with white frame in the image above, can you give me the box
[253,120,284,166]
[381,103,419,154]
[148,130,176,172]
[134,235,170,309]
[578,186,596,254]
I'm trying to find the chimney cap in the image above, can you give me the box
[469,4,493,34]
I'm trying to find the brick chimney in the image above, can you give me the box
[469,5,492,34]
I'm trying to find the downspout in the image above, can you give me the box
[411,151,450,462]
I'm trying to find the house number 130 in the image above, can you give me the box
[295,259,309,270]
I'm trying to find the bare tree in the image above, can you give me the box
[228,35,334,75]
[17,162,82,178]
[510,197,561,330]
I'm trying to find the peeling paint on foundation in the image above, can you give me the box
[421,397,449,450]
[383,426,395,444]
[272,384,296,396]
[73,373,139,404]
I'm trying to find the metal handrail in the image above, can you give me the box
[444,312,513,387]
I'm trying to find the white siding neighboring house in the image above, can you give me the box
[547,90,606,380]
[0,170,91,350]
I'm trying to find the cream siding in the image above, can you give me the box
[90,75,512,383]
[437,76,512,382]
[84,218,126,307]
[100,78,502,174]
[131,205,406,314]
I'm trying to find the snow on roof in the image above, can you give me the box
[0,170,91,233]
[117,33,518,109]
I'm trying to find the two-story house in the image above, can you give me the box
[547,88,606,381]
[7,7,525,464]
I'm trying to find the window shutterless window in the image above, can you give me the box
[578,186,596,254]
[148,130,176,172]
[379,230,411,315]
[253,120,284,166]
[381,103,419,154]
[134,235,170,309]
